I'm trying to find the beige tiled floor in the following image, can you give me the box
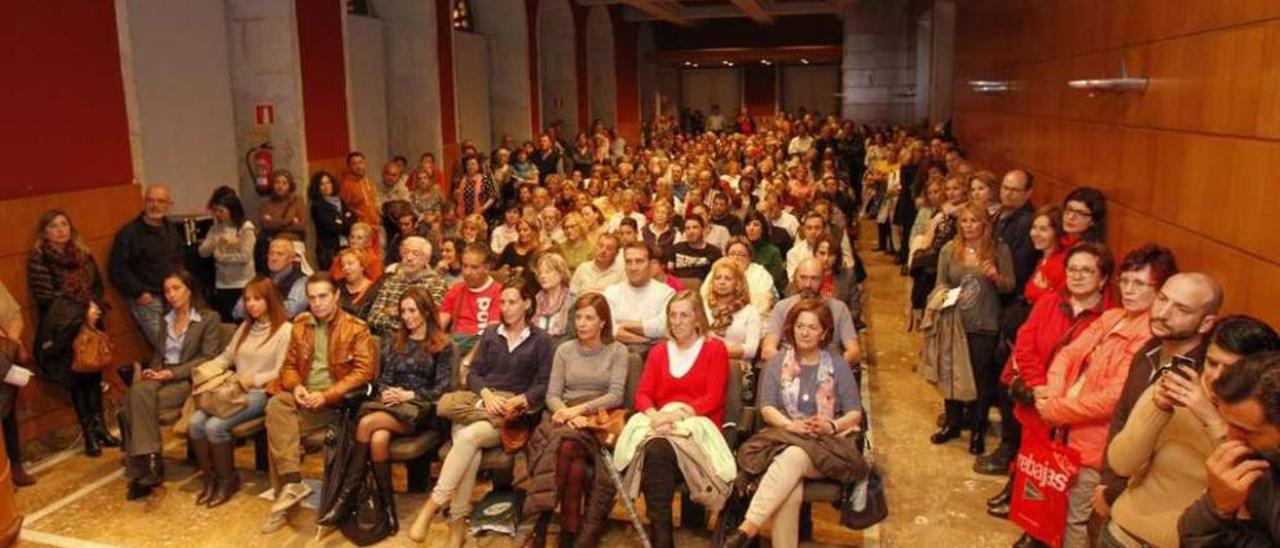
[13,235,1021,547]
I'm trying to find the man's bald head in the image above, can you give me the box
[1151,272,1223,342]
[793,258,825,298]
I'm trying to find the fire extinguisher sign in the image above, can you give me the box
[254,104,275,126]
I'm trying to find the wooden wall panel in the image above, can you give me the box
[953,0,1280,325]
[0,185,149,441]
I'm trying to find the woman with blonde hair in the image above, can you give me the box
[459,213,489,249]
[622,290,732,548]
[188,276,292,507]
[336,248,376,319]
[931,202,1014,455]
[329,221,383,282]
[558,212,595,271]
[703,258,762,361]
[532,253,575,339]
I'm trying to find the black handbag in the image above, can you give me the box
[839,436,888,530]
[339,472,394,546]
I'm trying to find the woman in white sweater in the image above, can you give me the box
[198,187,257,320]
[189,277,291,508]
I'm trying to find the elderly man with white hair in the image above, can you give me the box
[364,236,447,336]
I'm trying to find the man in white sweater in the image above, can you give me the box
[605,241,675,346]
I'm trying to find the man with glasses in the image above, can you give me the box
[109,185,184,348]
[995,170,1037,295]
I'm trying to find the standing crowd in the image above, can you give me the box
[0,109,1274,548]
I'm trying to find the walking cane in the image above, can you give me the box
[598,446,652,548]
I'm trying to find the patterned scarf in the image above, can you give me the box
[534,288,570,337]
[43,243,96,304]
[779,347,837,421]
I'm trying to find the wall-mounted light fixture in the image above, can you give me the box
[800,58,810,65]
[967,80,1012,94]
[1067,60,1147,94]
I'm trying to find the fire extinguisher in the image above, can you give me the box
[246,142,274,196]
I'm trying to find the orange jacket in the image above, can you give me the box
[276,308,377,405]
[1038,308,1152,468]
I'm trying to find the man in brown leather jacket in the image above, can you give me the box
[261,274,377,533]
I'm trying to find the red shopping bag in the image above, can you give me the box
[1008,430,1081,548]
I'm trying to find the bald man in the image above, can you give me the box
[233,238,308,320]
[761,258,861,366]
[109,185,185,348]
[1096,272,1223,513]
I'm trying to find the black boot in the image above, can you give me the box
[975,442,1017,475]
[930,400,964,444]
[71,387,101,457]
[125,455,156,501]
[138,453,165,487]
[317,442,369,525]
[1013,533,1049,547]
[987,477,1013,508]
[371,460,397,534]
[190,438,216,505]
[86,385,121,448]
[723,529,754,548]
[969,421,988,456]
[206,441,240,507]
[4,413,33,487]
[649,520,674,548]
[523,512,550,548]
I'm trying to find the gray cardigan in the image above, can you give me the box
[545,340,628,413]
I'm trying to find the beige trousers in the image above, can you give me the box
[264,392,339,478]
[431,420,501,520]
[744,445,824,548]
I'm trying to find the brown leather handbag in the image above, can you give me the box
[71,327,113,373]
[581,408,628,447]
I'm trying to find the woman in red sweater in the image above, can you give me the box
[633,290,730,548]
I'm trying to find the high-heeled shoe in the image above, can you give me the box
[930,424,962,444]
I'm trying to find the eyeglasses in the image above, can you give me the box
[1066,266,1098,277]
[1064,206,1093,219]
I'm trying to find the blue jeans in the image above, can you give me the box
[129,299,164,350]
[189,389,269,443]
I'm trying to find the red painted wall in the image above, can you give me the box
[435,0,460,174]
[0,3,133,199]
[295,0,350,164]
[743,65,778,117]
[611,7,640,143]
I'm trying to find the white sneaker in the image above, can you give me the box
[260,510,288,534]
[270,482,313,514]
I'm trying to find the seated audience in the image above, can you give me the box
[531,253,575,339]
[604,242,677,346]
[671,214,722,281]
[261,274,376,533]
[523,293,628,547]
[558,212,595,271]
[703,236,776,319]
[408,279,552,546]
[703,258,763,361]
[336,248,376,318]
[188,277,292,508]
[121,270,223,500]
[233,238,306,320]
[570,233,624,295]
[621,291,732,548]
[439,243,503,356]
[725,298,864,548]
[329,221,384,283]
[365,236,449,336]
[319,287,453,533]
[763,258,861,366]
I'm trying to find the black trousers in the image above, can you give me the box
[967,332,1000,430]
[639,438,683,524]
